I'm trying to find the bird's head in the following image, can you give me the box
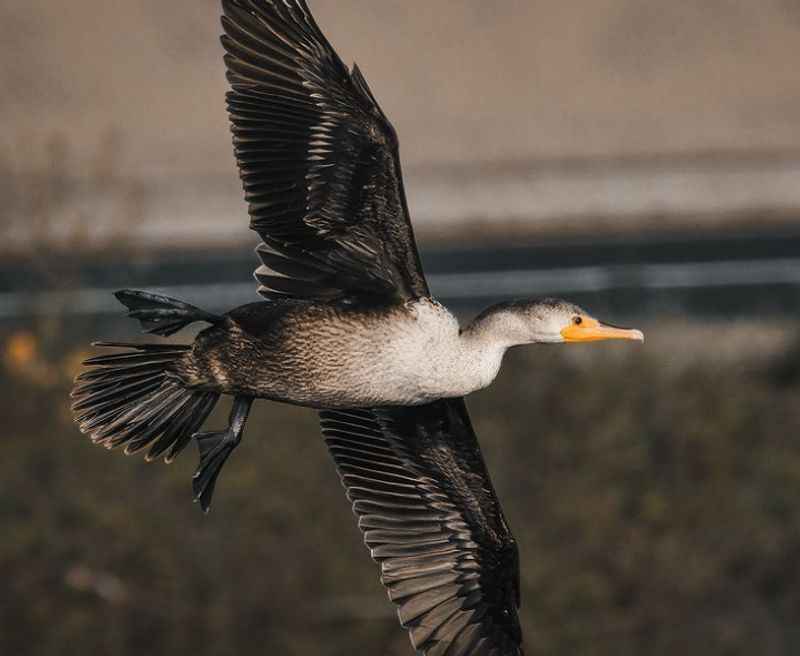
[469,298,644,346]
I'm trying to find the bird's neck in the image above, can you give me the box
[454,310,532,393]
[463,307,535,349]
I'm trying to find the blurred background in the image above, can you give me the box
[2,1,799,654]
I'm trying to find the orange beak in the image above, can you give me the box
[560,317,644,343]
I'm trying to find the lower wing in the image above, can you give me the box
[320,398,522,656]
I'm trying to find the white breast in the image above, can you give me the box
[356,300,506,406]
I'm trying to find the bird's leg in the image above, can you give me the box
[192,395,253,513]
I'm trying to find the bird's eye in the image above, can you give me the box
[573,316,583,325]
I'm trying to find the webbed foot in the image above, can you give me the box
[191,395,253,513]
[192,430,238,512]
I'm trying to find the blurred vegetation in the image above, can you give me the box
[1,321,799,656]
[1,132,148,259]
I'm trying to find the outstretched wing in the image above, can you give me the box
[320,399,523,656]
[221,0,429,303]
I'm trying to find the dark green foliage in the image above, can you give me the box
[2,335,799,655]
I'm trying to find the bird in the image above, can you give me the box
[70,1,644,654]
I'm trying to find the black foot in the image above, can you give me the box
[192,430,238,513]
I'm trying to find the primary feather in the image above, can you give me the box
[222,0,429,303]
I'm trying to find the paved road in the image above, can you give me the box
[2,230,798,322]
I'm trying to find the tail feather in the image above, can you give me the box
[121,385,193,455]
[72,342,219,463]
[76,360,163,381]
[114,290,222,337]
[155,393,219,463]
[72,375,163,413]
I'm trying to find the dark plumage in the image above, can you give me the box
[72,341,219,463]
[71,2,526,650]
[321,401,522,655]
[222,0,428,303]
[70,2,645,654]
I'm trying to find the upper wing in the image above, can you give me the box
[221,0,429,303]
[320,398,522,656]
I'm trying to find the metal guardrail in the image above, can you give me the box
[2,257,799,320]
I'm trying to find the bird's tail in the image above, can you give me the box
[71,342,219,463]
